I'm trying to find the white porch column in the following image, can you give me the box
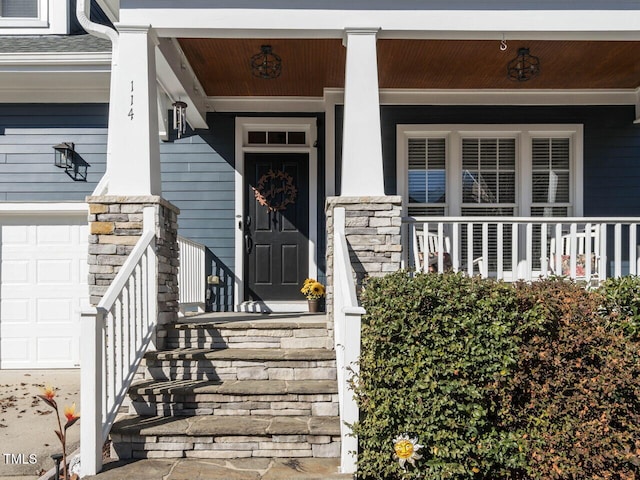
[341,29,385,196]
[107,25,161,195]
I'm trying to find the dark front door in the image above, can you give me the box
[244,153,309,301]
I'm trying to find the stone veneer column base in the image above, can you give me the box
[325,196,403,322]
[86,195,180,346]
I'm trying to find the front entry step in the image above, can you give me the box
[109,313,341,466]
[110,414,341,459]
[128,379,338,417]
[165,316,330,350]
[142,347,337,381]
[85,457,353,479]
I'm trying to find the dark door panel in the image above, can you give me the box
[244,153,309,301]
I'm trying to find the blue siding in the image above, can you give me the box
[336,105,640,216]
[0,104,108,201]
[160,114,236,310]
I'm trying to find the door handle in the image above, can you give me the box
[244,234,253,254]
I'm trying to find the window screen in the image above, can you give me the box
[1,0,38,17]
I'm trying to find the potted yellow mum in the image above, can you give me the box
[300,278,325,312]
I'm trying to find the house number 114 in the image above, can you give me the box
[128,81,134,120]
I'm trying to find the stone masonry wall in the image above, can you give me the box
[86,195,180,345]
[325,196,403,322]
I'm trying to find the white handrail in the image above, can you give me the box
[177,235,206,314]
[81,207,158,476]
[403,216,640,283]
[333,207,365,474]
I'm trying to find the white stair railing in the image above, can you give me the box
[177,235,206,315]
[403,216,640,283]
[333,207,365,474]
[80,207,158,476]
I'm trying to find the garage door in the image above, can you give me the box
[1,214,88,369]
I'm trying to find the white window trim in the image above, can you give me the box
[397,124,584,217]
[234,117,318,310]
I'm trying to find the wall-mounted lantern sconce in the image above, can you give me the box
[53,142,74,169]
[53,142,88,181]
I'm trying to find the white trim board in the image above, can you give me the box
[208,89,639,114]
[0,203,88,216]
[234,117,319,310]
[119,7,640,41]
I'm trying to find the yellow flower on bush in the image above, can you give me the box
[393,434,423,470]
[300,278,325,300]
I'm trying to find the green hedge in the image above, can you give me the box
[354,272,640,479]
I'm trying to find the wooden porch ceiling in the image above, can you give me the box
[178,38,640,97]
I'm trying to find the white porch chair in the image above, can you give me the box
[414,229,485,273]
[415,230,452,273]
[549,226,600,280]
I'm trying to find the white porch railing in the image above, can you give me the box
[80,207,158,476]
[177,235,206,315]
[403,216,640,283]
[333,207,365,474]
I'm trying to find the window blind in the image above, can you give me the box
[532,138,570,212]
[408,138,446,215]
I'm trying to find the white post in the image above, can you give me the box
[143,206,158,350]
[333,207,364,474]
[341,29,384,196]
[80,307,104,476]
[106,25,161,196]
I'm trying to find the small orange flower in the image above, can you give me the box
[64,403,79,422]
[43,385,55,401]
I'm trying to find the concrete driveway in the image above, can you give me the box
[0,370,80,480]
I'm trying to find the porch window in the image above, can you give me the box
[398,124,583,273]
[398,125,582,217]
[1,0,37,17]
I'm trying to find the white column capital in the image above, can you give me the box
[342,27,380,46]
[115,24,159,45]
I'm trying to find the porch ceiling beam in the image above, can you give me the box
[155,37,208,130]
[120,8,640,41]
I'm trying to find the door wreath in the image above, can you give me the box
[252,169,297,212]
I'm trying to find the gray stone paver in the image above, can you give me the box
[85,458,352,479]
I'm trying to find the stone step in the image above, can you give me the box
[110,414,341,460]
[141,348,337,381]
[163,317,331,350]
[84,458,353,479]
[128,379,339,417]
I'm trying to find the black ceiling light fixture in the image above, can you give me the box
[507,47,540,82]
[250,45,282,79]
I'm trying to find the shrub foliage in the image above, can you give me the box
[354,272,640,479]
